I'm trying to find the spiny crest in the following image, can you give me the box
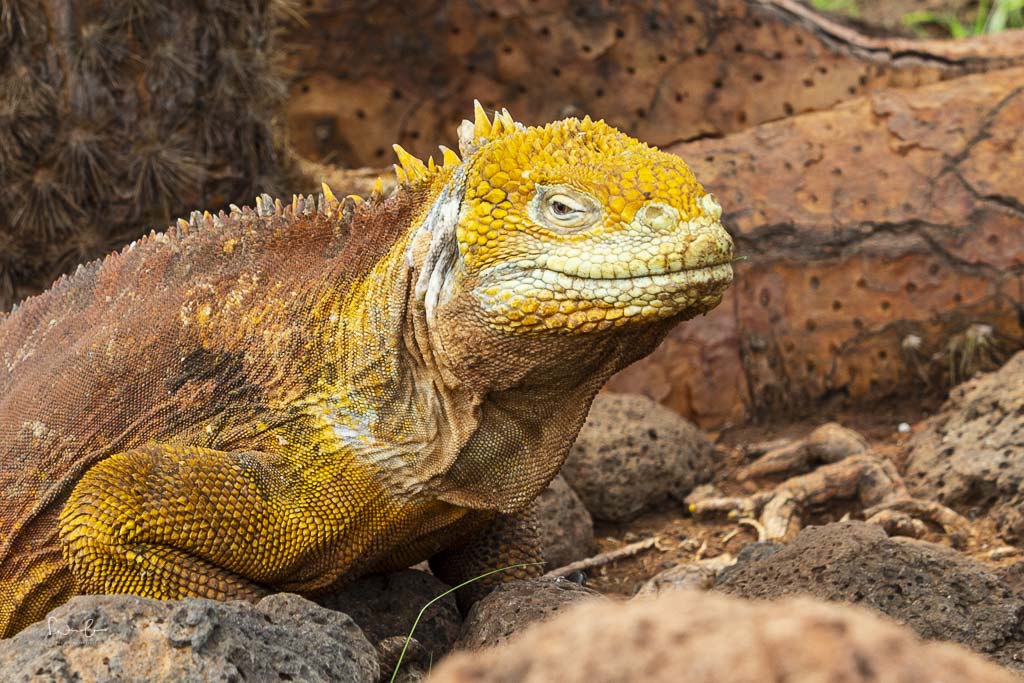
[165,184,358,242]
[386,100,523,191]
[458,100,520,157]
[164,102,525,239]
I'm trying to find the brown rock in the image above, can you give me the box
[560,393,715,523]
[905,351,1024,542]
[716,521,1024,668]
[455,578,603,652]
[0,593,378,683]
[609,67,1024,426]
[533,474,596,570]
[430,589,1018,683]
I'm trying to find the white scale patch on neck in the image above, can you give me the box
[405,166,466,325]
[312,177,469,495]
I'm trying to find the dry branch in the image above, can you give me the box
[543,537,659,579]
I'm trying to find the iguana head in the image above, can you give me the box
[398,104,732,346]
[393,104,732,388]
[313,104,736,508]
[454,105,732,335]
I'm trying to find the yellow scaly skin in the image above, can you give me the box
[0,104,733,636]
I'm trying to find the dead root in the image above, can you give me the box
[690,452,972,545]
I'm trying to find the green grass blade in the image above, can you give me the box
[974,0,991,34]
[388,561,544,683]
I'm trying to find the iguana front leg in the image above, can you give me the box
[58,443,360,600]
[428,503,544,611]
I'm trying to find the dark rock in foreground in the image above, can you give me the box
[456,578,603,651]
[319,569,461,661]
[0,593,378,683]
[716,521,1024,669]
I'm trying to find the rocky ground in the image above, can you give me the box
[5,351,1024,681]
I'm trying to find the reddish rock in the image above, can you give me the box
[609,68,1024,425]
[283,1,1024,167]
[430,589,1018,683]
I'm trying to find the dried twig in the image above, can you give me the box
[634,554,737,597]
[543,537,659,579]
[863,497,973,539]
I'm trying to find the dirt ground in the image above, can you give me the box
[586,399,1019,597]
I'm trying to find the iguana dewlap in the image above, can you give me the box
[0,105,733,637]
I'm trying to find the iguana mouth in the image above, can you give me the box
[540,261,733,283]
[472,261,733,333]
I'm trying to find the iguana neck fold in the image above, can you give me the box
[314,176,481,500]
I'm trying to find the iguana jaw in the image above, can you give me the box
[469,218,734,335]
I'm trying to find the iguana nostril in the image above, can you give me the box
[639,203,677,231]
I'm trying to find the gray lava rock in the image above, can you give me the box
[456,578,604,651]
[534,474,596,569]
[377,635,430,683]
[0,592,378,683]
[905,351,1024,542]
[716,541,784,583]
[998,561,1024,595]
[562,392,714,522]
[716,521,1024,669]
[318,569,461,662]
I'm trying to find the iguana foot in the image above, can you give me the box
[429,503,544,612]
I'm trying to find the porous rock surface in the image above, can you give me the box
[905,351,1024,541]
[533,474,596,569]
[561,392,714,522]
[430,589,1018,683]
[0,592,378,683]
[455,578,603,651]
[608,68,1024,426]
[318,569,461,661]
[286,1,1023,166]
[716,521,1024,668]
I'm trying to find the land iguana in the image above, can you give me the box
[0,104,733,637]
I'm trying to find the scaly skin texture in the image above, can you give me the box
[0,105,733,637]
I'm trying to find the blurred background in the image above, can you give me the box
[1,0,1022,429]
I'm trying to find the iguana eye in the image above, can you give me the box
[550,199,575,216]
[547,194,583,218]
[534,189,598,231]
